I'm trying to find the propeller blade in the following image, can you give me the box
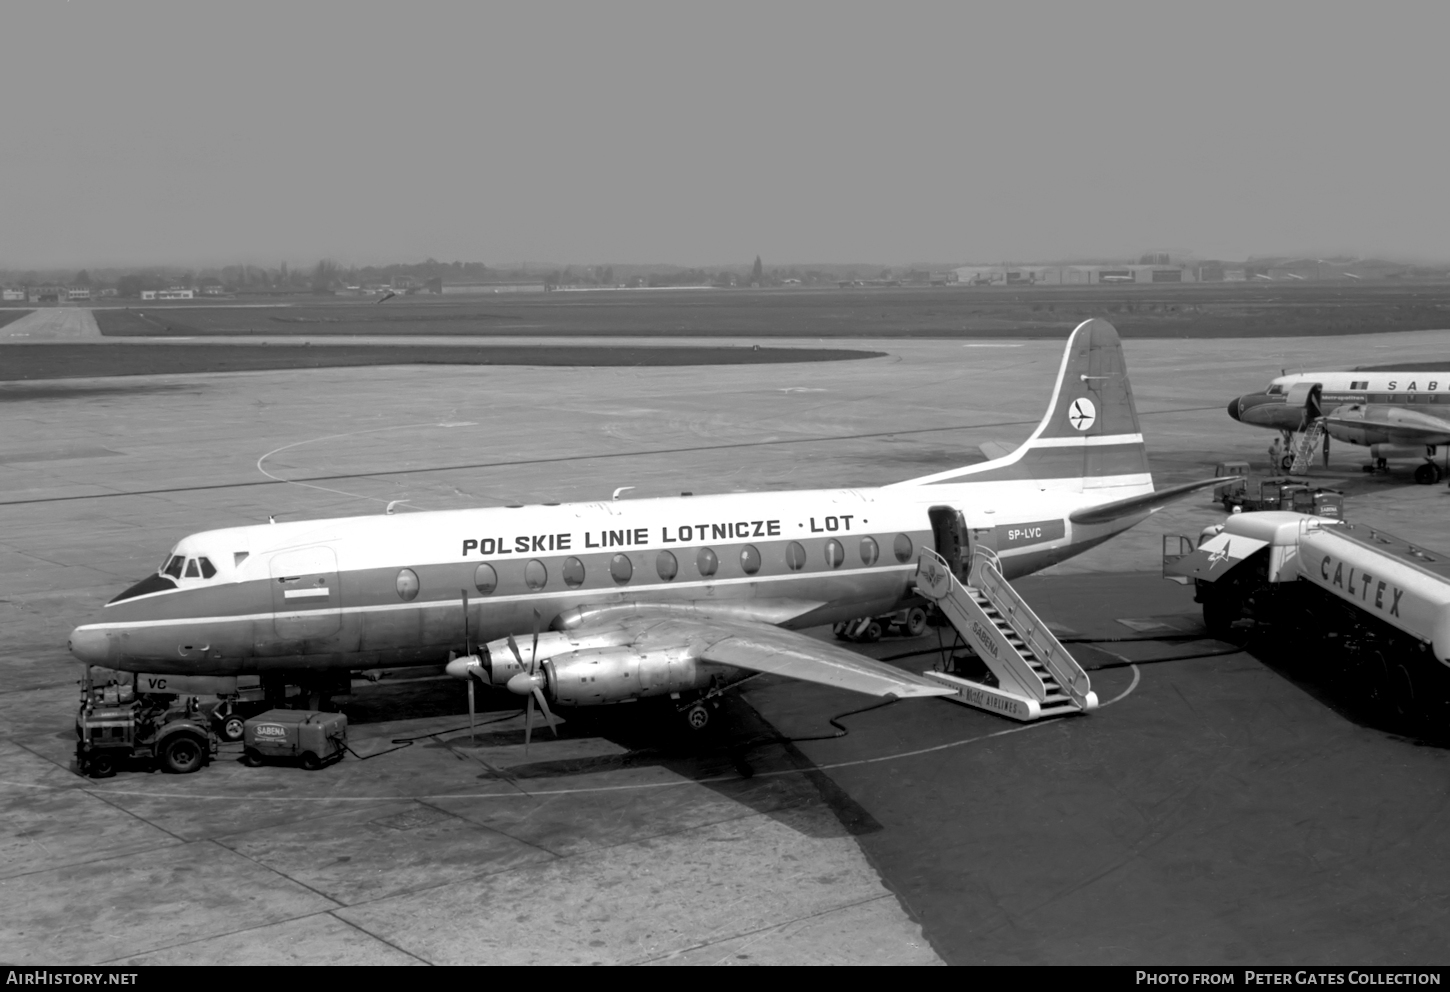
[529,609,541,675]
[506,634,525,669]
[524,689,534,753]
[468,678,475,743]
[461,589,471,655]
[532,686,559,739]
[1323,433,1331,467]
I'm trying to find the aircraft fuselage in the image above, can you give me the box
[68,484,1136,678]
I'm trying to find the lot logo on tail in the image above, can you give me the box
[1068,398,1097,431]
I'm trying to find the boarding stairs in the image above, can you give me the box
[915,548,1098,721]
[1289,420,1326,476]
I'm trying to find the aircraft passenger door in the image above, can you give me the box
[270,546,342,639]
[1285,382,1323,424]
[928,507,971,581]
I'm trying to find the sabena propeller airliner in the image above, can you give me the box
[69,319,1219,735]
[1229,367,1450,483]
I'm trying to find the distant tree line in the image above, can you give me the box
[1,257,959,297]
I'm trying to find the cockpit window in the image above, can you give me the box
[198,557,216,579]
[163,556,185,579]
[184,559,200,578]
[108,573,178,605]
[1266,384,1284,395]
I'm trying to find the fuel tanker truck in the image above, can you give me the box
[1165,512,1450,729]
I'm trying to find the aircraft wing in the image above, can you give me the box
[1069,476,1238,526]
[684,619,956,699]
[1321,411,1450,446]
[570,610,956,700]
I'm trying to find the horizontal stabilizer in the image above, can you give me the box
[1069,476,1238,525]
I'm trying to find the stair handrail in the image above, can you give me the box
[969,547,1093,707]
[1290,420,1325,476]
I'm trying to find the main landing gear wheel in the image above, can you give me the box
[1280,454,1296,472]
[1414,463,1440,485]
[683,703,711,731]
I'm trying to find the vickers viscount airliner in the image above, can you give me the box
[69,319,1220,733]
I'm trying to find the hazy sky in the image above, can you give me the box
[4,1,1448,268]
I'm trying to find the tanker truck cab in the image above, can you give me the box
[1165,511,1450,730]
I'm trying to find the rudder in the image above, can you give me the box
[891,319,1150,488]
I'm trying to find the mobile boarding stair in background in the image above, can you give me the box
[1290,420,1327,476]
[915,548,1098,721]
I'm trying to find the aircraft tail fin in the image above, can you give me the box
[890,319,1151,489]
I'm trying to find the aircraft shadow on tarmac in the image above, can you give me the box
[345,675,883,839]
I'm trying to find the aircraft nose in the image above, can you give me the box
[68,627,110,665]
[1227,397,1242,421]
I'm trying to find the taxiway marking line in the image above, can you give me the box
[5,666,1140,803]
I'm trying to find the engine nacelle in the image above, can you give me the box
[547,645,720,706]
[476,629,628,687]
[1326,403,1450,450]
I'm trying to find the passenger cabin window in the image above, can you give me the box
[562,557,586,588]
[610,554,633,584]
[893,534,914,563]
[697,547,718,577]
[785,542,806,571]
[656,551,678,581]
[824,539,845,569]
[525,560,548,590]
[474,563,498,594]
[198,557,216,579]
[396,568,420,601]
[740,545,761,575]
[859,537,880,566]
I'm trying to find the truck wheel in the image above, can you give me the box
[218,715,245,743]
[161,734,206,774]
[301,751,322,771]
[1415,463,1437,485]
[242,748,264,767]
[1203,593,1240,642]
[86,753,116,779]
[904,607,928,637]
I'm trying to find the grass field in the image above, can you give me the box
[89,283,1450,340]
[0,343,882,381]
